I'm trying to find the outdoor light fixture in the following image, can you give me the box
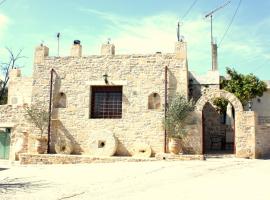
[248,100,253,111]
[103,73,109,84]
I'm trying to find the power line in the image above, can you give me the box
[218,0,242,47]
[182,0,199,20]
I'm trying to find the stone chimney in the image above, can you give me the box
[212,43,218,71]
[175,41,187,60]
[101,43,115,56]
[34,44,49,65]
[71,40,82,57]
[9,68,21,79]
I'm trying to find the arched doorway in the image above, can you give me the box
[195,89,243,155]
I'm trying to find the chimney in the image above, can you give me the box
[212,43,218,71]
[101,43,115,56]
[71,40,82,57]
[34,44,49,65]
[175,41,187,60]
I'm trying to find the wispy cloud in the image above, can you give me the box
[78,8,270,77]
[0,14,9,40]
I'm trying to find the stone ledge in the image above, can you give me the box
[155,153,205,161]
[19,153,158,165]
[19,153,205,165]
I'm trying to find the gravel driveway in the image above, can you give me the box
[0,158,269,200]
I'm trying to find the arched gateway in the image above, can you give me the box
[195,89,243,155]
[183,88,256,158]
[195,89,243,113]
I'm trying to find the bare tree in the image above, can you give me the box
[0,48,24,104]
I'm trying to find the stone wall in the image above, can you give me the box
[235,111,256,158]
[251,89,270,116]
[8,69,33,105]
[0,105,32,160]
[255,123,270,158]
[31,43,189,156]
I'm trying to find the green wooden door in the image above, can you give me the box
[0,128,11,160]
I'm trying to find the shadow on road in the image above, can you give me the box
[0,168,8,171]
[0,177,49,194]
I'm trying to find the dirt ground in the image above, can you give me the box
[0,158,269,200]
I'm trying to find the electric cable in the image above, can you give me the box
[182,0,199,20]
[218,0,242,47]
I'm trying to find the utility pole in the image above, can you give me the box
[205,1,231,71]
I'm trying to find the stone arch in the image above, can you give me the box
[195,89,243,112]
[191,88,243,155]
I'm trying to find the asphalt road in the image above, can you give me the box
[0,158,269,200]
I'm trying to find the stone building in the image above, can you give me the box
[1,39,270,161]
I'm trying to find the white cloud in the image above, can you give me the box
[77,8,270,77]
[0,14,9,39]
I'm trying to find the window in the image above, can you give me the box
[148,92,161,110]
[54,92,66,108]
[91,86,122,119]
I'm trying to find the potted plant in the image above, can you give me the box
[24,102,49,154]
[164,94,194,154]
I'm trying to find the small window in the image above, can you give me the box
[148,92,161,110]
[54,92,66,108]
[91,86,122,119]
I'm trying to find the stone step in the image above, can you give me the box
[204,154,235,159]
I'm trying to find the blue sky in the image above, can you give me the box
[0,0,269,80]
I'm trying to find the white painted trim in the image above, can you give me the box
[85,80,128,86]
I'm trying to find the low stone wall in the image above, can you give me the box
[19,153,205,165]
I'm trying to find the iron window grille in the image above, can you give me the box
[91,86,122,119]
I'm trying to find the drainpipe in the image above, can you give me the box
[47,68,55,154]
[164,66,168,153]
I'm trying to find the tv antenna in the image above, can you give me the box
[205,1,231,70]
[177,21,184,42]
[57,33,60,56]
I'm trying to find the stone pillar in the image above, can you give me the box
[101,43,115,56]
[212,43,218,71]
[34,44,49,65]
[71,40,82,57]
[175,41,187,60]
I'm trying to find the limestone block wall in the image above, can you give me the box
[202,102,225,151]
[32,53,187,156]
[189,71,220,101]
[235,111,256,158]
[8,77,33,105]
[255,123,270,158]
[251,89,270,117]
[183,112,203,154]
[0,105,32,160]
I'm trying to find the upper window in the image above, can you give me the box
[91,86,122,119]
[54,92,67,108]
[148,92,161,110]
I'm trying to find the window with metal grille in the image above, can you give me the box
[91,86,122,119]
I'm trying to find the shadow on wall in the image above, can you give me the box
[51,120,83,154]
[114,139,130,156]
[168,69,177,102]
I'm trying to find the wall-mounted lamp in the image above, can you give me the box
[248,100,253,111]
[103,73,109,84]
